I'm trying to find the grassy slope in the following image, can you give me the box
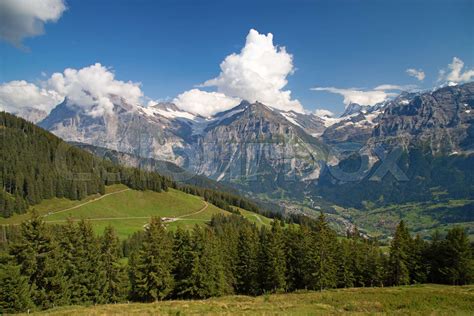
[31,285,474,315]
[236,207,273,227]
[0,185,245,239]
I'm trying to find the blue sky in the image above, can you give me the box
[1,0,473,115]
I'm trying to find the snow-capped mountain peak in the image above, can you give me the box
[140,102,197,121]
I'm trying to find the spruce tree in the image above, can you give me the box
[442,227,473,285]
[182,226,227,298]
[129,217,174,301]
[101,225,127,303]
[0,255,33,313]
[349,238,365,287]
[235,224,259,295]
[426,230,445,283]
[9,212,68,309]
[365,241,385,287]
[304,213,337,291]
[58,220,107,305]
[259,221,287,292]
[409,234,428,284]
[336,239,355,288]
[284,224,309,291]
[388,220,411,285]
[172,227,194,298]
[210,214,240,294]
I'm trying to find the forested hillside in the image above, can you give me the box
[0,112,170,217]
[0,112,261,218]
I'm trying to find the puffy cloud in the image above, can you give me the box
[406,68,425,81]
[176,29,303,116]
[438,57,474,86]
[0,0,66,48]
[46,63,144,117]
[173,89,240,117]
[0,63,145,118]
[314,109,334,118]
[311,87,396,106]
[0,80,63,113]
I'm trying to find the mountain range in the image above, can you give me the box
[28,83,473,220]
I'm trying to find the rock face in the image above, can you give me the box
[371,83,474,154]
[322,110,381,145]
[188,102,330,196]
[38,82,474,200]
[39,97,192,165]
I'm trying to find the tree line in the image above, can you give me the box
[1,213,472,313]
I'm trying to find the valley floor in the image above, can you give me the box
[29,284,474,315]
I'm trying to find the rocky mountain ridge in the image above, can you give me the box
[33,82,474,202]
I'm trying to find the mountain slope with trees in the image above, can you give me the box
[0,112,263,219]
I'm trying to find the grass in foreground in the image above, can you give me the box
[30,284,474,315]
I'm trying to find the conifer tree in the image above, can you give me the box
[259,221,287,292]
[284,224,310,291]
[366,242,385,287]
[426,230,445,283]
[9,212,68,309]
[210,214,240,294]
[101,225,127,303]
[129,217,174,301]
[336,239,355,288]
[349,238,366,287]
[181,226,227,298]
[172,227,194,298]
[0,255,33,314]
[388,220,411,285]
[442,227,473,285]
[304,213,337,291]
[409,234,428,284]
[59,220,107,305]
[235,224,259,295]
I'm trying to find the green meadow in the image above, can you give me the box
[0,185,247,239]
[30,284,474,315]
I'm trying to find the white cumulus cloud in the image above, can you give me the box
[173,89,240,118]
[0,63,145,118]
[406,68,425,81]
[438,57,474,86]
[46,63,144,117]
[176,29,303,116]
[0,80,63,113]
[0,0,67,48]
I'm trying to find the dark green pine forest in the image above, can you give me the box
[1,213,472,313]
